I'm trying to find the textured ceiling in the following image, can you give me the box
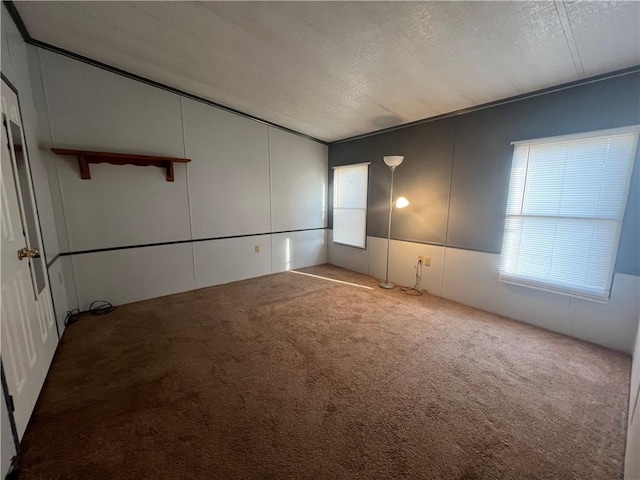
[14,1,640,142]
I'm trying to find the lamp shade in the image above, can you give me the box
[383,156,404,167]
[395,196,409,208]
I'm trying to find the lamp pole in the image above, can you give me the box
[380,156,404,289]
[383,165,396,287]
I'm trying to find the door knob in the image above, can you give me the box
[17,247,39,260]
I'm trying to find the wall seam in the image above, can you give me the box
[554,1,585,77]
[569,296,575,337]
[268,127,274,274]
[68,256,81,310]
[443,118,457,247]
[366,233,370,276]
[440,247,447,298]
[180,97,197,288]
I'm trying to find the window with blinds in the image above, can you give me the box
[333,163,369,248]
[499,126,639,302]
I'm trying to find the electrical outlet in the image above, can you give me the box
[254,245,260,253]
[418,255,431,266]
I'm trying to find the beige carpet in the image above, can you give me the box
[19,265,630,479]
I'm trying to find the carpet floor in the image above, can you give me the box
[19,265,630,479]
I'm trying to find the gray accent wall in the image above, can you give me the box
[329,71,640,275]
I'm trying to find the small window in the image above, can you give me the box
[332,163,369,248]
[500,126,639,302]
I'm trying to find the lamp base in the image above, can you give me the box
[379,281,395,289]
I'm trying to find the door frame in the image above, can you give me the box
[1,73,60,451]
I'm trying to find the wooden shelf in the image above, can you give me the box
[51,148,191,182]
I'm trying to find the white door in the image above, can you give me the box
[1,80,57,439]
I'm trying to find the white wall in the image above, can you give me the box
[329,232,640,354]
[36,49,328,310]
[272,230,328,273]
[182,96,271,239]
[47,258,72,332]
[269,127,328,232]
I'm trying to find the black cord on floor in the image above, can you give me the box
[64,300,115,326]
[400,260,424,296]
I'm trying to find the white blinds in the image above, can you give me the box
[499,126,639,301]
[333,163,369,248]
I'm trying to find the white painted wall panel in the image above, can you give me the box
[60,256,79,312]
[27,153,58,259]
[38,49,191,251]
[57,160,191,251]
[1,10,28,90]
[72,244,196,309]
[48,258,69,336]
[269,127,328,232]
[272,229,327,273]
[35,48,330,311]
[328,230,369,275]
[441,247,574,336]
[571,274,640,353]
[193,236,272,289]
[368,237,445,296]
[367,236,386,284]
[1,10,10,69]
[37,146,69,253]
[39,50,184,157]
[182,97,271,239]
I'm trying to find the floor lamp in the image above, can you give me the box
[380,156,409,289]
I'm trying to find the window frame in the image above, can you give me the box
[332,162,370,249]
[499,125,639,302]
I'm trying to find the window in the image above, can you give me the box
[500,126,639,302]
[332,162,369,248]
